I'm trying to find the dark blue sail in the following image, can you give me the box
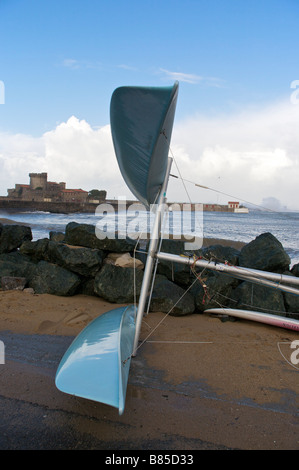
[110,82,179,208]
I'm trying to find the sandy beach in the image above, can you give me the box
[0,217,31,226]
[0,286,298,450]
[0,216,298,450]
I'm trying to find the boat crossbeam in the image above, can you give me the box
[155,252,299,297]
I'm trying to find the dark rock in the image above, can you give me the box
[228,280,286,316]
[46,241,104,277]
[49,231,65,242]
[191,272,239,312]
[149,275,195,316]
[20,238,50,261]
[98,235,137,253]
[200,244,240,265]
[291,264,299,277]
[64,222,96,247]
[1,276,27,291]
[239,232,290,272]
[0,224,32,254]
[77,278,96,296]
[0,252,37,282]
[283,296,299,319]
[156,239,202,287]
[29,260,80,296]
[94,264,144,303]
[20,239,104,277]
[281,272,299,319]
[65,222,136,252]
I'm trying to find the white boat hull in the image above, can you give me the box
[234,208,249,213]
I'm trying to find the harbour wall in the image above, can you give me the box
[0,197,235,214]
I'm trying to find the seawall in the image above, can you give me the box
[0,198,101,214]
[0,197,236,214]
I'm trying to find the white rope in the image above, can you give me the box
[146,340,213,344]
[134,275,200,354]
[170,173,299,223]
[131,139,299,354]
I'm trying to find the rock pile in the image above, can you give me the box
[0,221,298,319]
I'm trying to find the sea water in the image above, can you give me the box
[1,208,298,267]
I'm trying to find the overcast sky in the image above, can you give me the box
[1,0,299,210]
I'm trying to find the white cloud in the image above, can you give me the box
[42,117,126,194]
[62,58,80,69]
[62,58,102,70]
[0,132,45,190]
[118,64,138,71]
[159,68,224,87]
[0,99,299,210]
[169,99,299,209]
[0,117,128,198]
[159,68,203,84]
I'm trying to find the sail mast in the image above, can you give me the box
[133,157,173,356]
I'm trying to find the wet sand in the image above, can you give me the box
[0,289,298,450]
[0,217,31,226]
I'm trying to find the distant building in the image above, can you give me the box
[228,201,240,209]
[228,201,249,213]
[7,173,101,203]
[60,189,89,202]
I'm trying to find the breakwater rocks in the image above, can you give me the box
[0,221,299,319]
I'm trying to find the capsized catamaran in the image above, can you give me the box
[55,80,299,415]
[55,82,179,414]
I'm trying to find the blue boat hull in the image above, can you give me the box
[55,305,137,415]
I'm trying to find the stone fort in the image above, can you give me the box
[7,173,106,203]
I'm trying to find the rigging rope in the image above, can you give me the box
[170,173,299,222]
[128,135,299,358]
